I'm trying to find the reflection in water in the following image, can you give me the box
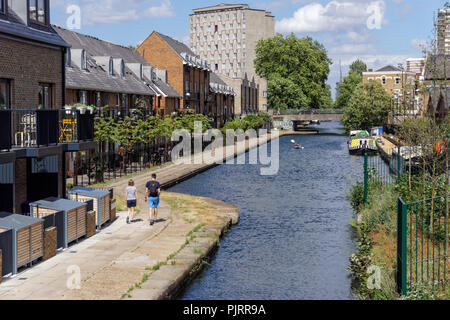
[169,122,365,300]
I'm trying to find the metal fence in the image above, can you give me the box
[363,148,405,204]
[397,196,449,295]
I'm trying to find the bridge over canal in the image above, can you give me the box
[270,109,344,122]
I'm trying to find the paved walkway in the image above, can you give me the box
[0,131,257,300]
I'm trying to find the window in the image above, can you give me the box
[39,84,53,109]
[116,94,121,106]
[109,58,114,76]
[395,77,401,85]
[65,48,71,67]
[0,79,11,109]
[29,0,47,25]
[382,77,386,85]
[78,90,87,105]
[215,64,218,71]
[81,50,87,70]
[263,91,268,98]
[0,0,7,15]
[96,92,102,107]
[215,25,218,32]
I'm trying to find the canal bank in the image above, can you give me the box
[170,122,362,300]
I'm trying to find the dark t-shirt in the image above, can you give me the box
[146,180,161,197]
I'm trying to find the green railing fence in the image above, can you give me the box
[363,147,406,205]
[397,196,449,296]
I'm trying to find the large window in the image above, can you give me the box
[39,84,53,109]
[29,0,47,25]
[0,0,7,15]
[0,79,11,109]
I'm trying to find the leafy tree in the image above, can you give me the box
[335,71,363,110]
[342,80,392,132]
[349,59,367,76]
[268,75,309,110]
[254,33,332,109]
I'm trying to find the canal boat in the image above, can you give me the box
[347,130,377,155]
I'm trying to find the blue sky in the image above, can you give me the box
[51,0,447,97]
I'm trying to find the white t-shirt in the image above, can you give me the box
[126,186,137,200]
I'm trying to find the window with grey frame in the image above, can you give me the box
[0,0,7,15]
[29,0,48,25]
[39,84,53,109]
[0,79,11,109]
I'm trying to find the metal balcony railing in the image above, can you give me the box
[0,109,95,151]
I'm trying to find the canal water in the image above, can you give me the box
[169,122,365,300]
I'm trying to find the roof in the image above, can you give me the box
[376,65,401,72]
[69,186,110,198]
[424,55,450,80]
[0,5,68,48]
[54,26,180,98]
[153,31,210,70]
[30,197,86,212]
[154,31,196,57]
[0,213,43,230]
[210,72,227,86]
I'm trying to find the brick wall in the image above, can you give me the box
[0,37,64,109]
[138,34,184,100]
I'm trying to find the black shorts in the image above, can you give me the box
[127,200,137,208]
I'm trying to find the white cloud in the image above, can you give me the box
[275,0,386,34]
[410,38,428,51]
[330,43,378,55]
[78,0,176,25]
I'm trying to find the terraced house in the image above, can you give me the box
[0,0,96,214]
[138,31,235,123]
[54,26,181,117]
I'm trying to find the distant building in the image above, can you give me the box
[363,65,416,96]
[437,8,450,55]
[189,3,274,113]
[406,58,426,77]
[363,65,420,119]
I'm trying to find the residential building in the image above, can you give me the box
[0,0,95,214]
[190,3,274,113]
[217,73,259,115]
[406,58,426,77]
[363,65,420,118]
[209,72,235,127]
[437,8,450,55]
[138,31,235,120]
[54,26,181,117]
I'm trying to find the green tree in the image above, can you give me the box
[268,75,309,110]
[342,80,392,132]
[335,71,363,110]
[349,59,367,76]
[254,33,332,109]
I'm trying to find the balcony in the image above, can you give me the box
[0,109,95,154]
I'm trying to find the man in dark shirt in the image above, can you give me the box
[145,173,161,226]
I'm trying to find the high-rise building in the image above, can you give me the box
[189,4,274,114]
[437,8,450,55]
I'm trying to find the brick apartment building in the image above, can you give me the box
[138,31,235,121]
[54,26,181,117]
[0,0,74,213]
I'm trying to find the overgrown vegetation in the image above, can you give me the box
[222,113,271,132]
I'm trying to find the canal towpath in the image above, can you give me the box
[0,130,292,299]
